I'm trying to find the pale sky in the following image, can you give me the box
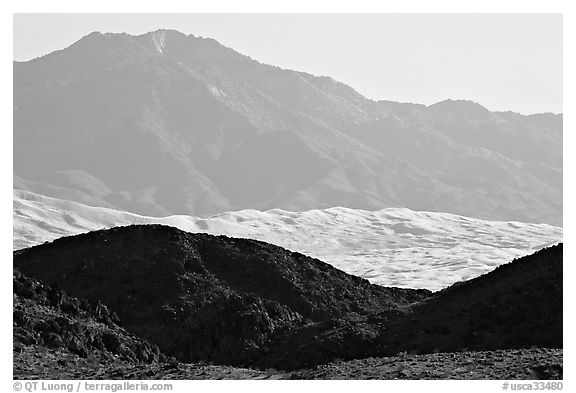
[13,13,562,114]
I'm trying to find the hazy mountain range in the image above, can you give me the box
[14,29,562,226]
[14,189,562,291]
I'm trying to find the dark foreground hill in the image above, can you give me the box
[13,224,429,368]
[251,245,562,369]
[374,243,563,355]
[13,225,562,374]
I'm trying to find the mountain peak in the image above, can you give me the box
[149,30,168,54]
[428,99,490,117]
[130,29,188,54]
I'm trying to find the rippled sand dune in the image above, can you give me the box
[14,189,562,291]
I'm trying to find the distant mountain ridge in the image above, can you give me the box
[14,29,562,225]
[14,189,562,291]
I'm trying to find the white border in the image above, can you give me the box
[2,1,573,391]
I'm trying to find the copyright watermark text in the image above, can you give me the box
[502,381,563,391]
[13,381,173,392]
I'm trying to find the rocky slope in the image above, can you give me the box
[14,226,561,372]
[13,269,164,373]
[14,30,562,225]
[13,269,279,380]
[14,189,562,290]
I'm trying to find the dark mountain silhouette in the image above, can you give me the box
[13,225,561,370]
[14,29,562,225]
[379,243,563,353]
[13,265,562,380]
[249,245,562,370]
[13,224,429,368]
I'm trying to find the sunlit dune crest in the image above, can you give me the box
[14,189,562,291]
